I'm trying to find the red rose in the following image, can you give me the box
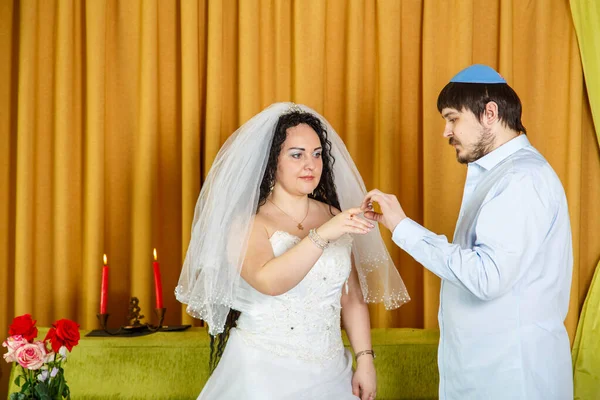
[44,319,80,353]
[8,314,38,342]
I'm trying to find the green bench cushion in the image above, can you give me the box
[8,328,439,400]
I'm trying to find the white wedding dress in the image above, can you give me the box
[198,231,359,400]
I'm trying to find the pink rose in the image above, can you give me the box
[15,341,47,370]
[2,335,28,363]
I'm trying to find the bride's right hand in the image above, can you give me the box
[316,207,374,242]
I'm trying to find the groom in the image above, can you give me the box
[362,65,573,399]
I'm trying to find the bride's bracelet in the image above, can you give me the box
[308,228,329,250]
[355,349,376,361]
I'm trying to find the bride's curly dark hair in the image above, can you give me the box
[209,110,341,373]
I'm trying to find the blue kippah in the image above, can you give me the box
[449,64,506,84]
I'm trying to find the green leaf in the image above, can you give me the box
[34,382,52,400]
[56,375,66,399]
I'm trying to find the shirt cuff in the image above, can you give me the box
[392,218,430,252]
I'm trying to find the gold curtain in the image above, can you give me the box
[1,0,599,393]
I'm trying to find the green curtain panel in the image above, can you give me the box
[570,0,600,398]
[571,262,600,399]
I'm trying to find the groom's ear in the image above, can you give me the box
[481,101,499,128]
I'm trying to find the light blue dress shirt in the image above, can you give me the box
[393,135,573,399]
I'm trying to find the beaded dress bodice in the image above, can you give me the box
[233,231,353,364]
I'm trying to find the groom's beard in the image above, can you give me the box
[451,128,494,164]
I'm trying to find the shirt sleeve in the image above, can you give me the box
[392,172,555,301]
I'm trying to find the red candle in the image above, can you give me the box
[100,254,109,314]
[153,249,163,309]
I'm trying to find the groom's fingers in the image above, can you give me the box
[363,210,383,222]
[361,189,383,209]
[364,193,390,214]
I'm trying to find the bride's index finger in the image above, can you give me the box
[346,207,364,216]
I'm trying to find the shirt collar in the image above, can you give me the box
[472,134,530,171]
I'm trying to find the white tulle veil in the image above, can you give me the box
[176,102,410,335]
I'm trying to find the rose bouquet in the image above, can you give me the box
[3,314,80,400]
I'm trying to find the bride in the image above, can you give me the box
[176,103,410,400]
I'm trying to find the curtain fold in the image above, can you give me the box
[1,0,599,394]
[0,0,16,392]
[570,0,600,141]
[81,0,107,330]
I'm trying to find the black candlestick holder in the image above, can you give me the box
[96,297,166,335]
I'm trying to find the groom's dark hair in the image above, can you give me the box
[437,82,527,134]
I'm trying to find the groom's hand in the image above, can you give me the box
[361,189,407,233]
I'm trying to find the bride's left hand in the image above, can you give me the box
[352,357,377,400]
